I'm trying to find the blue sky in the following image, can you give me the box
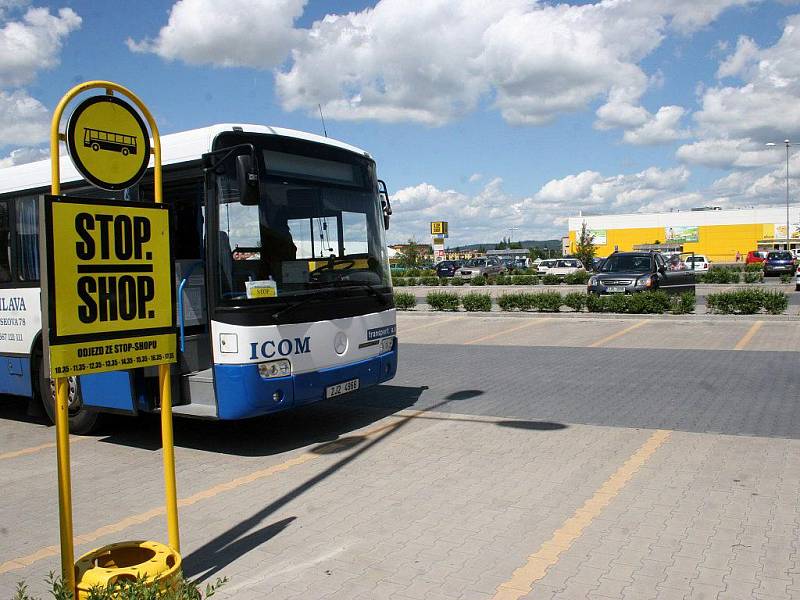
[2,0,800,246]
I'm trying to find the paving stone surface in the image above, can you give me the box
[2,316,800,599]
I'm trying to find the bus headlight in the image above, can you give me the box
[380,337,395,354]
[258,359,291,379]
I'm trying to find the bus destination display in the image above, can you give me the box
[43,195,176,377]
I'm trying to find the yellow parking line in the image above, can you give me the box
[734,320,763,351]
[589,319,649,348]
[399,315,462,335]
[0,437,88,462]
[492,429,671,600]
[464,318,550,345]
[0,414,415,575]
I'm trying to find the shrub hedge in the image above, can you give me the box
[462,292,492,312]
[13,574,227,600]
[562,292,586,312]
[706,289,788,314]
[743,270,764,284]
[394,291,416,310]
[542,274,561,285]
[470,275,486,286]
[419,276,439,286]
[701,267,740,284]
[564,270,590,285]
[449,277,466,286]
[426,291,460,311]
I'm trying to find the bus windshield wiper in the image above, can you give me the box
[328,280,388,306]
[271,294,325,321]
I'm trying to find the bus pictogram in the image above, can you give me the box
[83,127,138,156]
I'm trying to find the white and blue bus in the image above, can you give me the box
[0,124,397,432]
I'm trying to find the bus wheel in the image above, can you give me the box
[91,143,99,151]
[34,349,99,434]
[121,148,129,156]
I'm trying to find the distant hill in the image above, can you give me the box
[450,239,561,251]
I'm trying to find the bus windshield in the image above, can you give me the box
[215,148,391,304]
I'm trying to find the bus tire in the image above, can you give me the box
[33,348,99,435]
[91,143,99,151]
[121,148,129,156]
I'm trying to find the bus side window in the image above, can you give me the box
[0,200,11,283]
[15,197,39,281]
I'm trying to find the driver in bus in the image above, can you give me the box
[261,208,297,280]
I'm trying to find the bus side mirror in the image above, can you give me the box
[378,179,392,230]
[237,154,259,205]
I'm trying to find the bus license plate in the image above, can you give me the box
[607,286,625,293]
[326,378,360,398]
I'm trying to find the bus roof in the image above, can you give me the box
[0,124,371,195]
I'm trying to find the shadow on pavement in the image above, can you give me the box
[497,420,568,431]
[183,389,478,582]
[96,384,427,457]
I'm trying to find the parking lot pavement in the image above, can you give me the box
[398,313,800,352]
[2,316,800,599]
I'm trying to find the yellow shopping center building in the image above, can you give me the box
[567,207,800,263]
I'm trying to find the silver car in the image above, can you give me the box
[455,258,503,278]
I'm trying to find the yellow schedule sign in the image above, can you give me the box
[430,221,448,236]
[66,95,150,191]
[43,195,176,377]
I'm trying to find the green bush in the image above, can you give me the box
[494,275,507,285]
[745,262,764,272]
[671,293,696,315]
[498,293,522,311]
[585,293,605,313]
[780,273,792,284]
[420,269,436,277]
[605,293,629,314]
[626,291,670,314]
[426,291,460,311]
[420,276,439,286]
[462,292,492,312]
[449,277,466,286]
[701,267,740,284]
[470,275,486,286]
[512,275,537,285]
[394,291,416,310]
[706,289,768,314]
[13,573,227,600]
[533,292,562,312]
[405,268,421,278]
[405,277,418,286]
[762,290,789,314]
[564,270,590,285]
[393,277,406,287]
[439,277,449,286]
[563,292,586,312]
[542,274,561,285]
[743,270,763,284]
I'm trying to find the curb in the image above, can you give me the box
[397,307,800,322]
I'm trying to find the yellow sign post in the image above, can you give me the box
[430,221,448,236]
[48,81,180,596]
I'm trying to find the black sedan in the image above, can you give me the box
[435,260,461,277]
[587,252,695,295]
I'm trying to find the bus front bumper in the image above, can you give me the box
[213,346,398,420]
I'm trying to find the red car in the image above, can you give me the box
[745,251,767,264]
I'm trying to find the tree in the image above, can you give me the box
[509,241,522,249]
[574,223,596,269]
[495,237,509,250]
[477,245,487,254]
[399,238,422,268]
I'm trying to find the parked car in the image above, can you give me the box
[589,257,606,272]
[587,251,695,295]
[685,254,711,272]
[763,251,796,276]
[500,258,517,273]
[745,251,768,264]
[547,258,584,278]
[536,258,558,275]
[435,260,461,277]
[455,258,504,278]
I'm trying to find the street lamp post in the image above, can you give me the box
[766,140,793,251]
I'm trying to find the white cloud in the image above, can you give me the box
[0,89,48,146]
[694,14,800,141]
[0,5,80,87]
[127,0,306,68]
[0,144,47,167]
[468,173,483,183]
[676,138,776,168]
[388,165,695,244]
[622,105,690,145]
